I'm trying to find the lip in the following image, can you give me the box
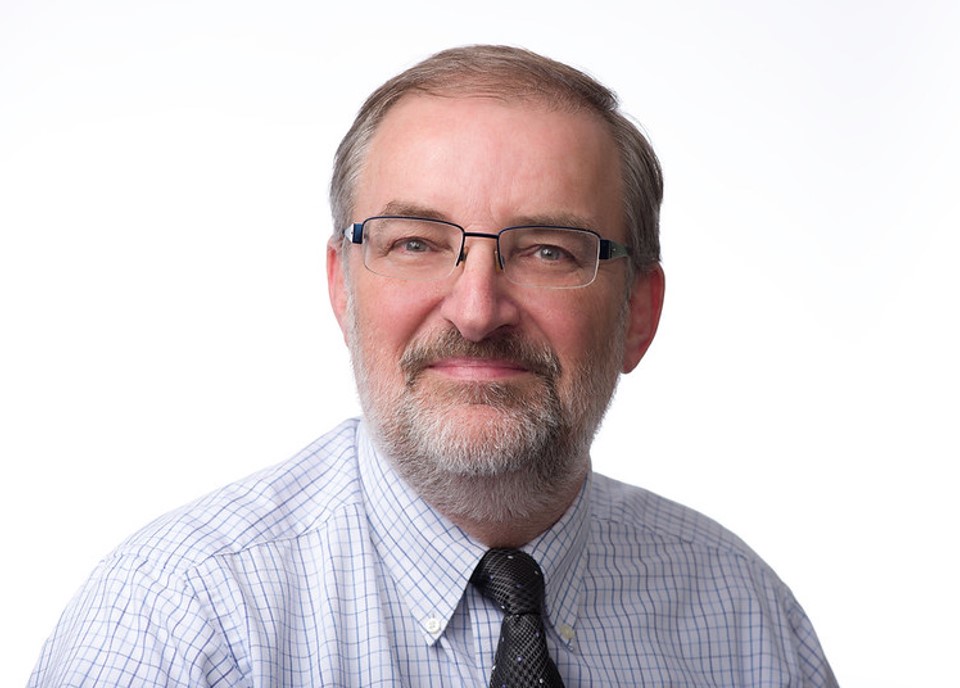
[425,357,530,381]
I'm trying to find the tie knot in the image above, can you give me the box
[471,549,546,615]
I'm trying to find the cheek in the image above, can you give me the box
[535,296,614,359]
[352,279,441,360]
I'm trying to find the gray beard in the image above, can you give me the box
[350,318,624,524]
[378,330,587,523]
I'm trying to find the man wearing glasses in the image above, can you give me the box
[31,46,837,687]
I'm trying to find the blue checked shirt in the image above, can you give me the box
[30,418,837,686]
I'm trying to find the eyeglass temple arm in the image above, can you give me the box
[343,223,365,244]
[599,239,631,261]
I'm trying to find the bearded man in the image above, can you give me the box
[30,45,838,687]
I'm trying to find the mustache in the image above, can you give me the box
[399,329,561,383]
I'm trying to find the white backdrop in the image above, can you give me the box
[2,1,958,685]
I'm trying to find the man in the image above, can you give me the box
[30,45,837,686]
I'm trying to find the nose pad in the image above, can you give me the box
[455,241,504,272]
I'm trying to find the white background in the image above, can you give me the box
[2,1,958,685]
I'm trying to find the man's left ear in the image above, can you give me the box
[326,238,350,343]
[621,265,665,373]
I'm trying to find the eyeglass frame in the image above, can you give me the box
[342,215,632,288]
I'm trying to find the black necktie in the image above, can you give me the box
[471,549,565,688]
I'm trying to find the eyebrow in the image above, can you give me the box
[376,201,596,231]
[509,212,595,230]
[378,201,448,222]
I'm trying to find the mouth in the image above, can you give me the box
[424,357,532,382]
[400,329,561,386]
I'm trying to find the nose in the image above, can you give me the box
[438,237,520,341]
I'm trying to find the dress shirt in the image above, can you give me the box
[30,418,837,686]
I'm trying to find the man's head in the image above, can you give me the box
[327,46,665,537]
[330,45,663,274]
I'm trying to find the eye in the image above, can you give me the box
[511,241,580,268]
[369,219,460,259]
[393,237,432,254]
[532,245,571,263]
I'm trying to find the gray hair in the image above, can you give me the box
[329,45,663,271]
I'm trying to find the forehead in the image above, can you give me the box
[356,94,624,236]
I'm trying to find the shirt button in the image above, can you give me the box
[425,617,442,634]
[559,624,575,641]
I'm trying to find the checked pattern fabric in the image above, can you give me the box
[471,549,565,688]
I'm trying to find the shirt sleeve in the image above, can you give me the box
[784,590,840,688]
[28,554,244,687]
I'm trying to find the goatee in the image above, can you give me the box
[355,328,594,523]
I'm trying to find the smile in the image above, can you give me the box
[425,357,531,382]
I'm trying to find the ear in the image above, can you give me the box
[326,238,350,342]
[621,264,665,373]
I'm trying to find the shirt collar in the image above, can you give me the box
[527,472,590,647]
[358,422,487,645]
[356,420,589,648]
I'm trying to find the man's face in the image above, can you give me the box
[328,94,661,522]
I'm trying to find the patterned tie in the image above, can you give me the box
[471,549,565,688]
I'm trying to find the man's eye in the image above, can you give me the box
[518,244,576,265]
[392,237,432,253]
[535,245,568,262]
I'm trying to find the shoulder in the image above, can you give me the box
[107,418,364,577]
[30,419,365,686]
[589,471,766,569]
[583,473,838,686]
[585,471,804,623]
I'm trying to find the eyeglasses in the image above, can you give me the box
[344,216,631,288]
